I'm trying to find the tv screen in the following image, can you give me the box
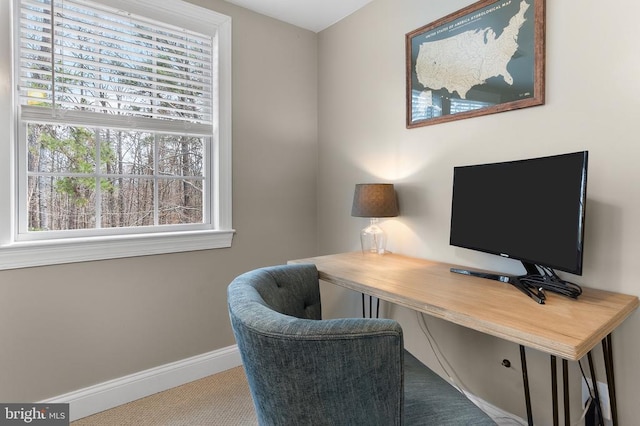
[450,151,588,276]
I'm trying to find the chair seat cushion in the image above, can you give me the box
[404,350,496,425]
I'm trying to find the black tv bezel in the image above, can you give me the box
[449,151,589,276]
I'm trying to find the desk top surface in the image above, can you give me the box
[289,252,639,360]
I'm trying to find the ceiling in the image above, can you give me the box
[223,0,374,33]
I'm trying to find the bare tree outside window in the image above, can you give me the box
[19,0,212,234]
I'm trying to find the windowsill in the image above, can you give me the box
[0,229,235,270]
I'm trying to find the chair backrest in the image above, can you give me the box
[227,263,405,426]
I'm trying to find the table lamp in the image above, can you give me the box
[351,183,399,254]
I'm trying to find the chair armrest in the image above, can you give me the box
[231,310,404,426]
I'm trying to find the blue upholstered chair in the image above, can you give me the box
[227,263,496,426]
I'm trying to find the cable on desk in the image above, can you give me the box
[518,265,582,300]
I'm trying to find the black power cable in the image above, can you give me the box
[517,265,582,300]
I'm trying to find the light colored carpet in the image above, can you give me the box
[71,366,257,426]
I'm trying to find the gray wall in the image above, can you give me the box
[317,0,640,424]
[0,0,318,402]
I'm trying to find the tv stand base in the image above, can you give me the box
[450,261,583,304]
[450,267,546,304]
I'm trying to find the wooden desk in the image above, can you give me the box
[288,252,639,424]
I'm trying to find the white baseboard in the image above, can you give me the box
[40,345,242,422]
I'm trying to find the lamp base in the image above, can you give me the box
[360,218,387,255]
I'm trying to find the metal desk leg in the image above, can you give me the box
[563,359,570,425]
[520,345,533,426]
[551,356,570,426]
[551,355,558,426]
[361,294,380,318]
[602,334,618,426]
[587,351,605,425]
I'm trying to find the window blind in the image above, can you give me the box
[18,0,214,132]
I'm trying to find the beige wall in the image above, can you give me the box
[4,0,640,423]
[0,1,318,401]
[318,0,640,424]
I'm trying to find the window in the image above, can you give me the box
[1,0,232,269]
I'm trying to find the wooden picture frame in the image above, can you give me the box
[405,0,545,128]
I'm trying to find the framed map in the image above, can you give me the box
[406,0,545,128]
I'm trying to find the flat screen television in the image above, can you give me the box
[449,151,588,303]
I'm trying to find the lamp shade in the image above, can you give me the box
[351,184,399,218]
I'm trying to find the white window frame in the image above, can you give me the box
[0,0,233,270]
